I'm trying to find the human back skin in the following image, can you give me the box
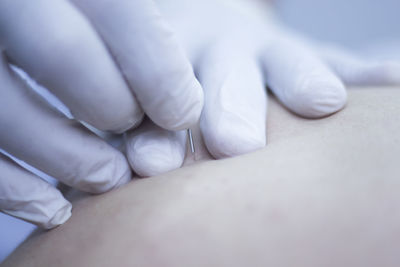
[3,88,400,267]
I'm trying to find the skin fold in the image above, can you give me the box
[3,88,400,267]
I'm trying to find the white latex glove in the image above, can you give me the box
[125,0,400,177]
[0,0,203,228]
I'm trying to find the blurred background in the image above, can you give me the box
[274,0,400,54]
[1,0,399,262]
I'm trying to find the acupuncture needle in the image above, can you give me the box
[187,129,195,154]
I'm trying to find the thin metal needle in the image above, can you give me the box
[187,129,195,154]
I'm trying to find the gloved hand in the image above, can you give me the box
[124,0,400,177]
[0,0,203,228]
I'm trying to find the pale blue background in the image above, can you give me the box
[275,0,400,49]
[1,0,399,262]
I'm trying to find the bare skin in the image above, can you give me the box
[3,88,400,267]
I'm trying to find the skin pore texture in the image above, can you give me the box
[3,87,400,267]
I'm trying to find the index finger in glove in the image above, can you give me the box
[70,0,204,130]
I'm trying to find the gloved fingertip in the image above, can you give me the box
[206,133,266,159]
[43,202,72,230]
[297,80,347,118]
[112,167,132,189]
[127,132,186,177]
[151,78,204,131]
[293,78,347,118]
[202,113,266,159]
[109,111,145,134]
[75,152,132,194]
